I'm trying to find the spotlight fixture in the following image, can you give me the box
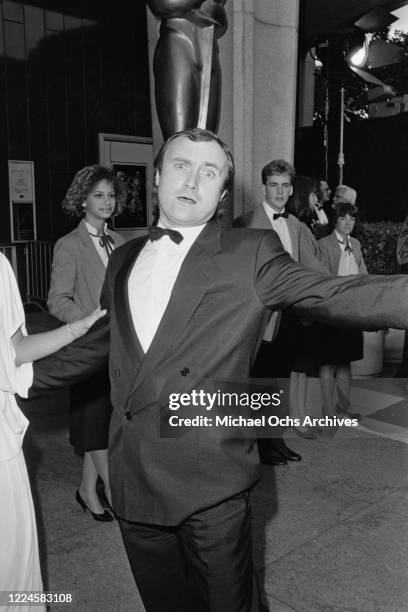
[348,36,370,67]
[343,29,370,67]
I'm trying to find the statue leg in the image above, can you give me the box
[153,29,201,138]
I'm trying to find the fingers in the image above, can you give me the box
[88,309,107,326]
[95,309,107,319]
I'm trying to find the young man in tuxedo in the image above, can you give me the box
[234,160,324,464]
[33,129,408,612]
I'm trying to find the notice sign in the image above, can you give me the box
[9,161,34,202]
[8,160,36,241]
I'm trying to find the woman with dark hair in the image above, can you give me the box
[286,175,330,438]
[48,165,126,520]
[318,202,367,434]
[288,175,329,229]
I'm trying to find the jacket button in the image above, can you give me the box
[114,368,120,377]
[180,367,190,377]
[124,411,132,420]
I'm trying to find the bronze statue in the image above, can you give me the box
[146,1,227,139]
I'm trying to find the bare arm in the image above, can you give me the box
[13,309,106,366]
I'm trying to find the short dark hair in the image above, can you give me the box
[261,159,295,185]
[334,202,358,220]
[154,128,234,195]
[62,165,126,218]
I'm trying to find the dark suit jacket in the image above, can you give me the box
[32,221,408,525]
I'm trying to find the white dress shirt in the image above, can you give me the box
[262,201,293,256]
[84,221,111,268]
[128,224,205,353]
[335,230,359,276]
[315,206,329,226]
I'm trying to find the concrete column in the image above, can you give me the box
[298,51,316,127]
[251,0,299,207]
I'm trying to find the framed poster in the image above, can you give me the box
[112,163,148,229]
[98,134,153,231]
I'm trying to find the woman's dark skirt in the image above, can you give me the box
[69,368,112,453]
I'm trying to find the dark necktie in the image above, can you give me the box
[148,225,183,244]
[338,237,353,254]
[88,231,115,257]
[273,211,288,220]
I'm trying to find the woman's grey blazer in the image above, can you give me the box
[47,219,125,323]
[318,231,367,275]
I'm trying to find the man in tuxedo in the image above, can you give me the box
[234,160,324,463]
[33,129,408,612]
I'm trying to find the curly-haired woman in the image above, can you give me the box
[48,165,126,521]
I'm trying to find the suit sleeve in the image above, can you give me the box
[47,238,85,322]
[299,223,330,275]
[254,231,408,331]
[29,261,113,395]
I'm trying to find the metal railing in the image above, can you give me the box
[24,241,54,310]
[0,241,54,311]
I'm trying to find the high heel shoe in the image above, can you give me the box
[75,490,114,522]
[99,491,114,513]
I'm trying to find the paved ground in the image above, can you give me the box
[21,377,408,612]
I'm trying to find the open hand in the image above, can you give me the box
[69,308,107,339]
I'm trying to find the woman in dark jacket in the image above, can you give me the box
[48,165,126,520]
[317,202,367,434]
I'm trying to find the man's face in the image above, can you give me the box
[263,174,293,211]
[156,136,228,227]
[320,180,331,203]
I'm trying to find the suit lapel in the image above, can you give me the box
[286,215,300,261]
[114,237,148,363]
[127,221,222,399]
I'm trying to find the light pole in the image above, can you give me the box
[338,86,345,184]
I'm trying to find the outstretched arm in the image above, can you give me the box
[255,231,408,331]
[13,309,106,366]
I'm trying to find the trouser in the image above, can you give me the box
[118,492,260,612]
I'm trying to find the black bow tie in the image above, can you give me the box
[88,231,115,257]
[148,225,183,244]
[338,238,353,254]
[315,204,323,211]
[272,211,288,220]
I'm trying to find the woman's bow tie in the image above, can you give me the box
[88,231,115,256]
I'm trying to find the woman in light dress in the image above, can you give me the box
[0,252,104,611]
